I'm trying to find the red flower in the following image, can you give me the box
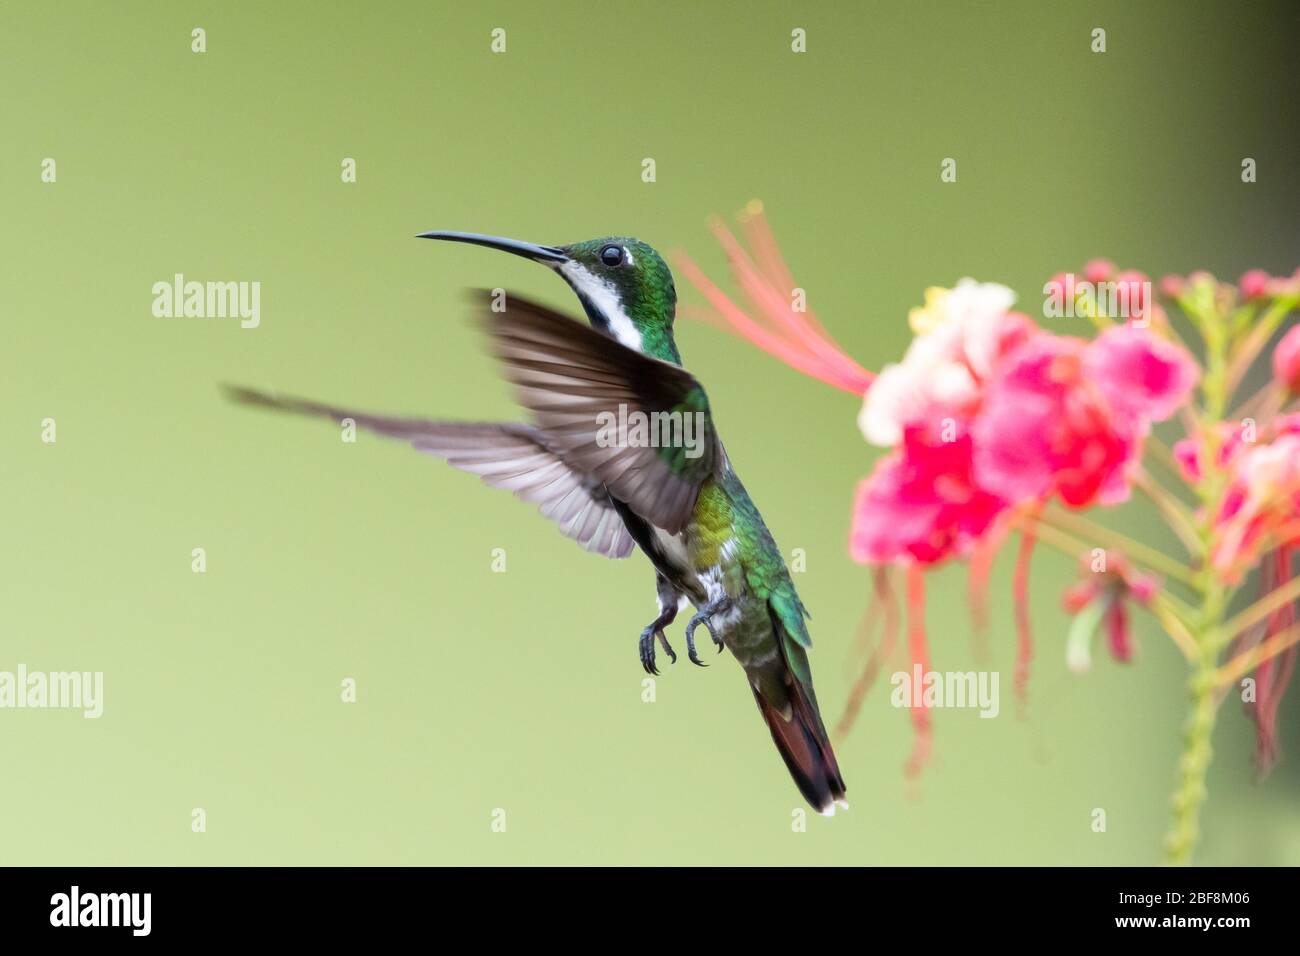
[849,422,1006,566]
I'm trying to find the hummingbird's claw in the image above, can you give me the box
[684,613,714,667]
[684,597,732,666]
[687,642,708,667]
[641,577,686,675]
[657,630,678,665]
[639,604,680,676]
[639,627,661,676]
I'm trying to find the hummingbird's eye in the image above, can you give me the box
[599,244,625,267]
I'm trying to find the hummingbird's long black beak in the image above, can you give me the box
[416,230,568,264]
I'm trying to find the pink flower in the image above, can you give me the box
[1211,429,1300,580]
[973,327,1196,509]
[1265,269,1300,298]
[1177,414,1300,484]
[1083,259,1115,283]
[1273,324,1300,394]
[1086,324,1199,424]
[1173,423,1246,483]
[856,296,1199,559]
[973,336,1135,507]
[1112,270,1152,324]
[857,280,1035,447]
[1062,554,1159,670]
[849,422,1006,566]
[1159,274,1186,298]
[1240,269,1272,300]
[1172,437,1199,482]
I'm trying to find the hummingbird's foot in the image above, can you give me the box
[684,597,733,666]
[684,627,708,667]
[639,606,679,676]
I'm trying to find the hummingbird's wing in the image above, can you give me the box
[482,293,723,535]
[223,387,636,559]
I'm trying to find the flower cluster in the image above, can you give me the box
[677,205,1300,864]
[852,281,1197,564]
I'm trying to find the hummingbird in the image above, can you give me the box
[226,231,847,814]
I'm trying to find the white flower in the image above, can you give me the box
[858,280,1018,447]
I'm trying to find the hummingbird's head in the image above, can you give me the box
[551,237,678,359]
[418,230,680,364]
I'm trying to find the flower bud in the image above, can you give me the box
[1114,270,1149,323]
[1239,269,1271,300]
[1273,325,1300,394]
[1159,274,1185,298]
[1083,259,1115,283]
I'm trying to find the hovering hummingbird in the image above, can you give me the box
[227,231,847,814]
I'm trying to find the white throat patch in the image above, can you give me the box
[557,261,644,352]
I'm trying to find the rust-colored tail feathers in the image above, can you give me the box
[752,668,847,816]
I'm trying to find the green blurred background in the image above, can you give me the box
[3,0,1297,865]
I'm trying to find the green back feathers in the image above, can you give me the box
[718,470,813,655]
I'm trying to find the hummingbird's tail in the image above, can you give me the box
[750,641,847,816]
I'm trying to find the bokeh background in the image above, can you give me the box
[3,0,1298,865]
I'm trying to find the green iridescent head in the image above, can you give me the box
[417,230,681,364]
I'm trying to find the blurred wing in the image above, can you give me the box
[223,386,636,559]
[482,292,722,535]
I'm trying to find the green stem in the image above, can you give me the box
[1225,295,1298,398]
[1217,617,1300,688]
[1163,635,1220,866]
[1133,468,1202,556]
[1161,290,1234,867]
[1041,505,1199,587]
[1217,571,1300,646]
